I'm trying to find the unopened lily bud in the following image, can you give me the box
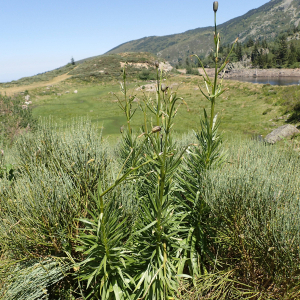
[155,61,159,68]
[160,84,169,92]
[161,84,168,92]
[151,126,161,133]
[213,1,218,12]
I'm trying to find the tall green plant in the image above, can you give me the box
[191,1,237,170]
[73,116,153,299]
[77,60,191,299]
[75,181,135,300]
[42,3,243,299]
[176,1,238,280]
[130,68,190,299]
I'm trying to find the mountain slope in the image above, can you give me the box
[106,0,300,64]
[0,52,159,89]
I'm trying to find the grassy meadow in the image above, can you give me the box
[27,74,299,143]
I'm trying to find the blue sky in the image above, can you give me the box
[0,0,270,83]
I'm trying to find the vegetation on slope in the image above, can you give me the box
[0,93,36,146]
[0,63,76,88]
[107,0,300,64]
[196,28,300,69]
[0,52,159,89]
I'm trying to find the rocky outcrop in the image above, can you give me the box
[265,124,300,144]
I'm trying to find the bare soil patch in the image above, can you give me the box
[1,73,72,96]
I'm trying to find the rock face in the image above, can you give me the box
[265,124,300,144]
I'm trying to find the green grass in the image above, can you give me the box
[30,75,299,143]
[32,85,126,138]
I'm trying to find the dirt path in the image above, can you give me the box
[0,73,72,96]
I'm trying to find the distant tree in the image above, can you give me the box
[296,47,300,62]
[257,49,264,68]
[276,35,288,65]
[246,37,254,47]
[266,54,273,68]
[288,42,297,66]
[261,39,268,49]
[251,44,260,66]
[235,42,243,61]
[178,58,182,67]
[71,57,75,65]
[185,57,190,66]
[293,24,300,33]
[290,42,296,55]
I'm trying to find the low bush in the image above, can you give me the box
[287,102,300,123]
[0,119,114,299]
[201,141,300,298]
[186,66,200,75]
[0,93,36,146]
[138,69,156,80]
[262,107,272,115]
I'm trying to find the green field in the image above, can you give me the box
[31,75,298,143]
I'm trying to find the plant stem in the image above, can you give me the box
[211,11,218,131]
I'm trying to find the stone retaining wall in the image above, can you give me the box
[198,68,300,78]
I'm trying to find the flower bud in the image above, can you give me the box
[155,61,159,68]
[213,1,218,12]
[151,126,161,133]
[161,84,168,92]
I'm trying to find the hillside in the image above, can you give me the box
[0,52,162,90]
[106,0,300,64]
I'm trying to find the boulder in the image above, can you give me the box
[265,124,300,144]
